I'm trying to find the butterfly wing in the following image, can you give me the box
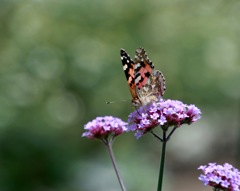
[134,48,166,105]
[120,48,166,106]
[151,70,166,98]
[136,70,166,105]
[120,49,138,101]
[134,48,154,89]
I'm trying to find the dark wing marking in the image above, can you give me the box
[120,49,138,101]
[134,48,154,89]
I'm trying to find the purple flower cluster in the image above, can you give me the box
[82,116,127,141]
[198,163,240,191]
[128,99,201,138]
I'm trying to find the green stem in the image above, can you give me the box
[157,131,167,191]
[106,141,126,191]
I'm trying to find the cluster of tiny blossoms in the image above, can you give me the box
[198,163,240,191]
[128,99,201,138]
[82,116,127,141]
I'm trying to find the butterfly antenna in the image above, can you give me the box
[106,99,129,104]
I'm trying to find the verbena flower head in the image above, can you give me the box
[198,162,240,191]
[128,99,201,138]
[82,116,127,142]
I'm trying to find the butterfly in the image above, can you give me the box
[120,48,166,106]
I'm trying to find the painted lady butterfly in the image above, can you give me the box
[120,48,166,106]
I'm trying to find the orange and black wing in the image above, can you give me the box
[134,48,154,89]
[120,49,138,100]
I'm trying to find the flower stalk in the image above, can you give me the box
[128,99,201,191]
[82,116,128,191]
[157,130,167,191]
[106,140,126,191]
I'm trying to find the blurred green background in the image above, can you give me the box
[0,0,240,191]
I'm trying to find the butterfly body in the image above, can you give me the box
[120,48,166,106]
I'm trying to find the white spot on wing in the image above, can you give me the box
[123,64,128,71]
[135,63,141,68]
[135,75,141,84]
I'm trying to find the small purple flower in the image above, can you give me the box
[82,116,127,142]
[198,162,240,191]
[128,99,201,138]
